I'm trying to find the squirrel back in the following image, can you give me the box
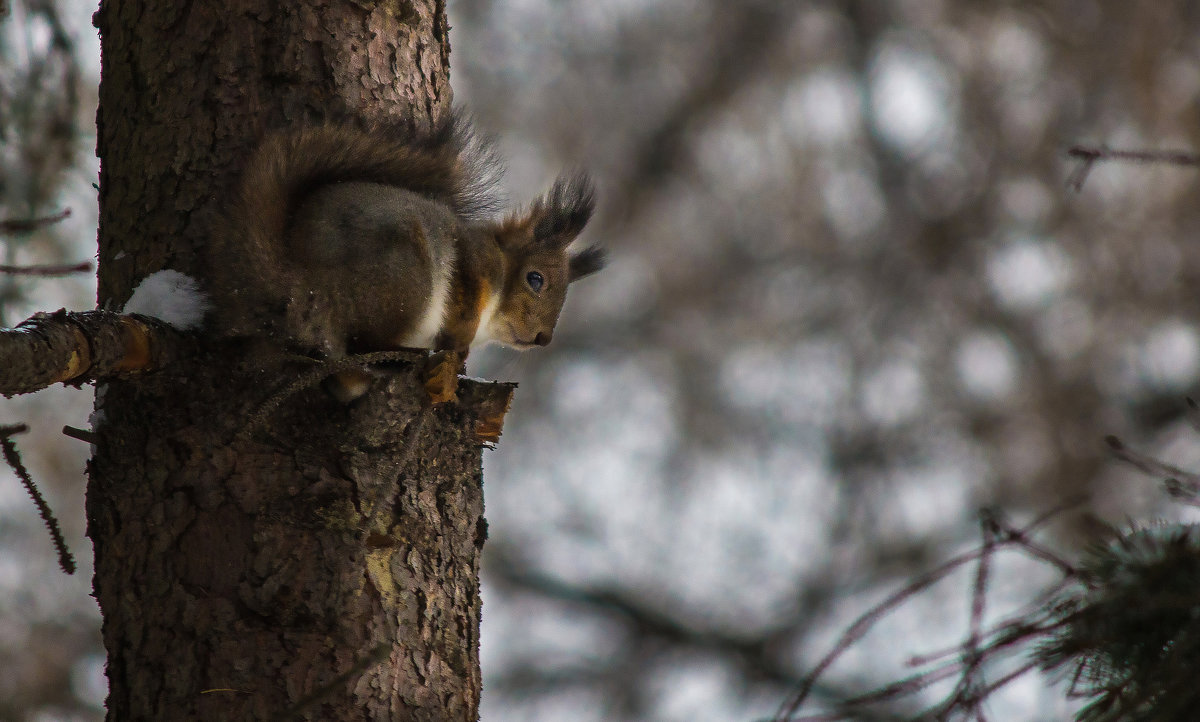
[209,113,604,382]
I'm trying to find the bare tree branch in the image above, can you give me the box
[0,260,92,276]
[0,209,72,235]
[1066,145,1200,191]
[0,309,185,396]
[0,423,74,574]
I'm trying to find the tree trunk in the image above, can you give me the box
[89,2,496,719]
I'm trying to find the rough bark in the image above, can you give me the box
[0,310,183,395]
[89,1,495,719]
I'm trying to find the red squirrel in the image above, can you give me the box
[209,114,604,399]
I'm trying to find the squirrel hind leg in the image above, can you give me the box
[322,352,462,405]
[325,368,376,403]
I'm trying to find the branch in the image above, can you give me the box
[1066,146,1200,167]
[1065,145,1200,191]
[0,309,185,396]
[0,260,93,276]
[775,499,1085,720]
[0,424,75,574]
[486,546,799,686]
[0,209,71,235]
[0,212,87,276]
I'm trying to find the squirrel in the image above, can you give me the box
[209,113,605,400]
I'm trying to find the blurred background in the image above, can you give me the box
[4,1,1200,719]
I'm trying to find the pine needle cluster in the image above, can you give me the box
[1038,524,1200,722]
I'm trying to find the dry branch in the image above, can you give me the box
[0,309,183,396]
[0,209,71,235]
[1065,145,1200,191]
[0,261,93,276]
[0,424,75,574]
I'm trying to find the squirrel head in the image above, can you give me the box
[480,173,605,349]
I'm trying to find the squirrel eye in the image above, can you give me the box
[526,270,545,293]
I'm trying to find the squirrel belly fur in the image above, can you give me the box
[209,114,605,397]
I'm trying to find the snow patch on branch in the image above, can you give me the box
[123,270,211,330]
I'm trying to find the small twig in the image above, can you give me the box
[0,260,93,276]
[1065,145,1200,191]
[990,504,1080,575]
[0,208,72,235]
[946,511,998,719]
[775,546,987,720]
[1163,478,1200,506]
[277,643,390,720]
[1183,397,1200,434]
[774,497,1086,721]
[1066,145,1200,166]
[0,424,75,574]
[1105,435,1200,489]
[237,350,420,440]
[1107,426,1200,505]
[61,425,97,444]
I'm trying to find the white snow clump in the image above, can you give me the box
[122,269,211,330]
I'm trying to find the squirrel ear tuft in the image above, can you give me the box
[533,172,595,249]
[568,245,606,282]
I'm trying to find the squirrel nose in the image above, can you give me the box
[533,331,552,346]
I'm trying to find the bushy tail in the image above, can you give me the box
[210,113,501,339]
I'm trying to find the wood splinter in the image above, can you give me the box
[422,350,461,404]
[464,382,515,445]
